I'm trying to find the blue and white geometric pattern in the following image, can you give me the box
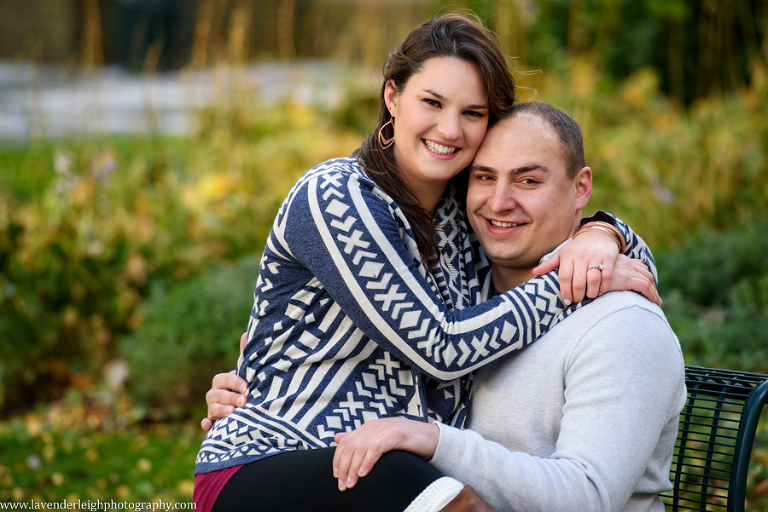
[196,156,654,473]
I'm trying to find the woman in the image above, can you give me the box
[194,12,657,512]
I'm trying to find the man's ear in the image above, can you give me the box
[574,166,592,209]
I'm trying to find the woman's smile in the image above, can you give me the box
[423,139,459,156]
[385,56,489,211]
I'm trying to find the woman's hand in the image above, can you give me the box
[533,229,620,304]
[200,333,249,431]
[200,371,248,431]
[533,230,660,306]
[607,254,661,305]
[332,417,440,491]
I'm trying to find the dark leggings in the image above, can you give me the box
[212,447,444,512]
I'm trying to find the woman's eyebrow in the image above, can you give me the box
[423,89,489,110]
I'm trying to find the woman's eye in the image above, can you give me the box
[424,99,441,107]
[465,110,484,118]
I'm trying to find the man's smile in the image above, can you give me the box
[488,220,522,228]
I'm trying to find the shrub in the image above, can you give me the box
[0,140,207,411]
[120,257,259,410]
[0,91,362,413]
[657,217,768,372]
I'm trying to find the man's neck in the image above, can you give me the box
[490,230,579,293]
[491,267,535,294]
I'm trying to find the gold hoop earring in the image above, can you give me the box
[378,118,395,149]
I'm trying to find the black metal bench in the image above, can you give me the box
[660,365,768,511]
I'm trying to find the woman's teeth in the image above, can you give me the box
[424,140,457,155]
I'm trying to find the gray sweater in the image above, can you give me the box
[431,291,686,512]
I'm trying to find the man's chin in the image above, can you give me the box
[485,253,530,269]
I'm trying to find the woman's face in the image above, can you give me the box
[385,57,489,205]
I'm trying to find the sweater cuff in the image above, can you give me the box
[431,422,467,474]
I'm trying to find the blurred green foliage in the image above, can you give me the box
[65,0,767,107]
[657,217,768,372]
[0,412,199,503]
[0,137,200,411]
[496,0,765,106]
[0,95,362,412]
[121,258,258,409]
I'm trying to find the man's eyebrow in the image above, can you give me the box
[424,89,489,110]
[470,163,549,174]
[469,164,496,174]
[513,164,549,174]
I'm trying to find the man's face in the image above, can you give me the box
[466,114,591,277]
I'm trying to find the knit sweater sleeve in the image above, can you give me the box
[274,166,570,382]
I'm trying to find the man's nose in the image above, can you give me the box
[487,185,517,212]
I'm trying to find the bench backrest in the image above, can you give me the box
[660,365,768,512]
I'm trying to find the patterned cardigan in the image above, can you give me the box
[195,156,654,473]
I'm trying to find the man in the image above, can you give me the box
[331,102,686,511]
[206,102,685,511]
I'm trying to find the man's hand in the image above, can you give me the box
[200,333,249,431]
[332,417,440,491]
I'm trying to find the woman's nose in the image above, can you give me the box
[437,113,461,140]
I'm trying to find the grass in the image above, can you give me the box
[0,394,203,503]
[0,424,200,503]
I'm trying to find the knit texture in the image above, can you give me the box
[403,477,465,512]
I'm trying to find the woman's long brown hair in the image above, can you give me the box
[355,11,516,270]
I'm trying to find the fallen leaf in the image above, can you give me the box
[136,458,152,473]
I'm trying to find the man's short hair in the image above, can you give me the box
[506,102,585,180]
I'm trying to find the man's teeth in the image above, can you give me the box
[424,140,457,155]
[490,220,519,228]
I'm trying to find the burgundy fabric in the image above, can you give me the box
[193,465,244,512]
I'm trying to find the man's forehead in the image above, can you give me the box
[486,113,553,142]
[473,114,562,169]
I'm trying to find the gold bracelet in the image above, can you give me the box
[579,223,626,252]
[574,221,627,254]
[573,221,627,253]
[573,226,624,252]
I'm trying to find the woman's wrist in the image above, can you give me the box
[573,221,627,253]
